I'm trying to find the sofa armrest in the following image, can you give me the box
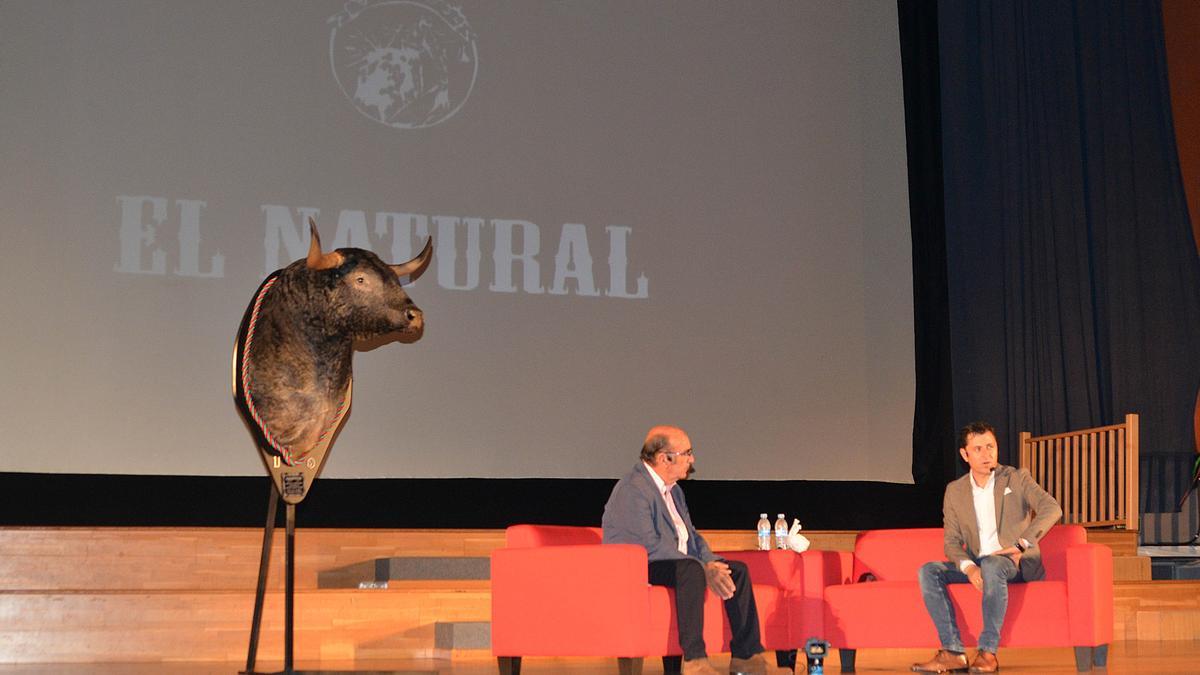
[491,543,652,656]
[801,549,854,589]
[797,550,853,640]
[715,549,802,592]
[1065,543,1114,646]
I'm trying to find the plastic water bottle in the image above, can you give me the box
[774,513,788,550]
[757,513,771,551]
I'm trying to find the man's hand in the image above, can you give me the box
[704,560,735,600]
[965,563,983,592]
[995,546,1023,566]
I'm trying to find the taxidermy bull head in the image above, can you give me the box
[233,218,432,501]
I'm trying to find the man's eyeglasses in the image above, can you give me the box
[663,448,694,459]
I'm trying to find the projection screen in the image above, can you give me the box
[0,0,914,481]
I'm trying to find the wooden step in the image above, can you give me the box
[319,557,491,588]
[1113,554,1152,581]
[0,584,490,664]
[0,527,860,592]
[1113,579,1200,640]
[1085,529,1138,556]
[0,527,506,592]
[703,530,860,552]
[433,621,492,658]
[0,527,1140,591]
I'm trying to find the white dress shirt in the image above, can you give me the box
[962,470,1001,571]
[643,461,689,555]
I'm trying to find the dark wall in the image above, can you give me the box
[0,472,942,530]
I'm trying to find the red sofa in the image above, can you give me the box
[802,525,1113,671]
[490,525,806,674]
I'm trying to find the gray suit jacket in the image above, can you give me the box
[943,465,1063,580]
[602,462,717,563]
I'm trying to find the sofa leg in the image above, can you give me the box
[662,655,682,673]
[1073,646,1093,671]
[775,648,798,672]
[618,656,644,675]
[1094,644,1109,668]
[497,655,521,675]
[839,648,857,672]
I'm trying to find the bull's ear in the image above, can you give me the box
[305,217,343,270]
[390,237,433,284]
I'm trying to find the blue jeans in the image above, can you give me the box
[917,556,1024,653]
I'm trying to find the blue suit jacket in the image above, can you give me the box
[601,462,717,563]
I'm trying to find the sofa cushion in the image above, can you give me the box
[851,528,944,581]
[507,524,603,547]
[824,580,1070,648]
[825,580,938,647]
[850,525,1086,583]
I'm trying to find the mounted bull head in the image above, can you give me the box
[233,218,432,502]
[302,218,432,342]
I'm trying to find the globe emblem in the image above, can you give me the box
[329,1,477,130]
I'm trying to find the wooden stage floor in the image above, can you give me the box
[2,527,1194,672]
[1,640,1198,674]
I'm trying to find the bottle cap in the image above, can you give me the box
[777,513,785,518]
[759,513,767,518]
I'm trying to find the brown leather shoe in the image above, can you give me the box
[682,656,721,675]
[969,650,999,673]
[729,651,769,674]
[911,649,969,673]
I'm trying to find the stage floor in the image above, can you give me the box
[2,640,1197,674]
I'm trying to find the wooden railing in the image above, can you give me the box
[1019,413,1139,530]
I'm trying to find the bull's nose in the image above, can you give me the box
[404,307,422,323]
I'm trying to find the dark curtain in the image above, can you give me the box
[899,0,958,487]
[937,0,1200,479]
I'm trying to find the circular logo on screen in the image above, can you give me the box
[328,0,477,130]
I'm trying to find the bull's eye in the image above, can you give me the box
[356,276,365,284]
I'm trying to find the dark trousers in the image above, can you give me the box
[647,558,763,661]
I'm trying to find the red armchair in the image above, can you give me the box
[802,525,1113,671]
[491,525,805,674]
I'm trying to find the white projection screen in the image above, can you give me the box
[0,1,914,482]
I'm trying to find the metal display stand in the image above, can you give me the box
[241,484,287,675]
[232,224,435,674]
[239,482,436,675]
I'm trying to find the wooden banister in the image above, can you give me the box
[1019,413,1139,530]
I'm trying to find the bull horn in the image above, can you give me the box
[305,217,343,270]
[390,237,433,284]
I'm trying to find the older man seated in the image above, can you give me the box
[602,425,769,675]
